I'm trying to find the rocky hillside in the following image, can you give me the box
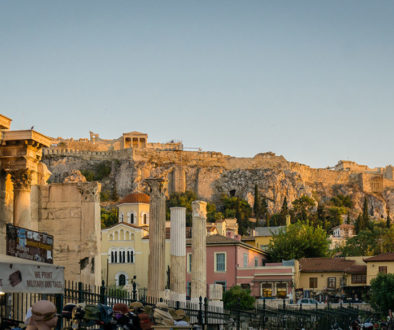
[42,148,394,220]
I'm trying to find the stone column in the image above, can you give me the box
[10,169,32,229]
[146,178,166,299]
[191,200,207,302]
[170,207,186,301]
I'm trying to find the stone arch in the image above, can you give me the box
[115,272,129,286]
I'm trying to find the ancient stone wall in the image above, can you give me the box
[31,182,102,285]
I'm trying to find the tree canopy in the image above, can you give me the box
[369,273,394,316]
[267,222,330,262]
[101,207,118,228]
[337,223,394,256]
[223,285,255,311]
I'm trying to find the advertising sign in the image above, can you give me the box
[6,224,54,264]
[0,256,64,294]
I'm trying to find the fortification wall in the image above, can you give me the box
[43,147,133,161]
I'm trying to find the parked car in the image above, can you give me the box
[297,298,322,305]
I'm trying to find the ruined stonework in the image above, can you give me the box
[146,178,166,299]
[31,182,102,285]
[191,201,207,302]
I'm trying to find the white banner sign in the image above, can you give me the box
[0,262,64,294]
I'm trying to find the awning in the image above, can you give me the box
[0,254,64,294]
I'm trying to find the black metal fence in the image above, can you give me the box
[0,281,382,330]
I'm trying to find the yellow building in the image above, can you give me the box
[101,223,150,288]
[242,226,286,251]
[296,257,367,301]
[364,253,394,285]
[101,192,172,290]
[117,192,150,226]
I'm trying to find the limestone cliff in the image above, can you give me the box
[42,148,394,220]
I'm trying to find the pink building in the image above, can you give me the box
[186,234,267,298]
[236,261,296,298]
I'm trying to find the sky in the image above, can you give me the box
[1,1,393,169]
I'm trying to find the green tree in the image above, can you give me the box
[281,197,289,215]
[292,195,315,222]
[338,226,394,256]
[361,197,370,229]
[253,184,260,218]
[387,212,391,228]
[101,207,118,228]
[81,161,112,181]
[166,191,197,226]
[223,285,255,311]
[267,222,329,262]
[369,273,394,316]
[220,195,252,235]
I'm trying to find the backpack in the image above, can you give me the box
[97,303,113,324]
[84,304,101,321]
[138,313,153,330]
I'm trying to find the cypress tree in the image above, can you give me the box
[362,197,370,230]
[253,184,261,220]
[387,212,392,228]
[281,197,288,215]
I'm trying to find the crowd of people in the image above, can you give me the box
[13,299,191,330]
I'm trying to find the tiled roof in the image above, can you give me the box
[364,253,394,262]
[299,257,365,273]
[255,226,286,237]
[118,192,150,204]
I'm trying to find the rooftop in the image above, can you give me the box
[254,226,286,237]
[118,192,150,204]
[299,257,366,274]
[364,253,394,262]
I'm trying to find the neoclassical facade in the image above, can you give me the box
[117,192,150,227]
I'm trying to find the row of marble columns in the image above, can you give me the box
[146,178,207,301]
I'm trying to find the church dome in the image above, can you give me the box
[118,192,150,204]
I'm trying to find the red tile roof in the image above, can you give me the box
[299,257,365,274]
[118,192,150,204]
[364,253,394,262]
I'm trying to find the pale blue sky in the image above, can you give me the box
[1,1,393,168]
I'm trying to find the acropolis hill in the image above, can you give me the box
[43,131,394,219]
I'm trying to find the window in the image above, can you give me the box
[378,266,387,274]
[110,249,134,264]
[186,282,191,299]
[119,213,124,223]
[351,274,366,284]
[262,283,273,297]
[254,257,259,267]
[327,277,336,289]
[187,253,192,273]
[276,283,287,298]
[241,283,250,290]
[215,253,226,272]
[143,214,148,225]
[215,281,227,292]
[127,250,134,263]
[115,272,128,286]
[119,274,126,286]
[243,253,248,267]
[130,213,134,224]
[260,245,269,251]
[309,277,317,289]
